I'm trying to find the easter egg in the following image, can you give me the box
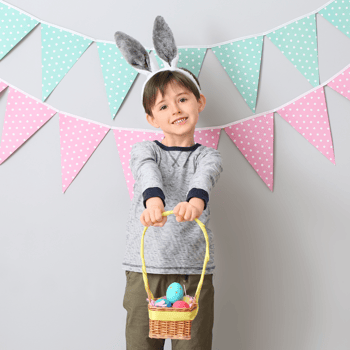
[154,298,172,307]
[182,295,192,304]
[173,300,190,308]
[166,282,184,303]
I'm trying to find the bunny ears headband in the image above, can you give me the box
[114,16,202,102]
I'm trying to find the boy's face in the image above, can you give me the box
[146,81,206,142]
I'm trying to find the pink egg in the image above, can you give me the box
[173,300,190,308]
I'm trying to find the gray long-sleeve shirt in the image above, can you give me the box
[122,139,223,275]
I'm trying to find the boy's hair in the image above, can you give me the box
[143,67,201,117]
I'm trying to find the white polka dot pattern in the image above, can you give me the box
[224,113,274,190]
[96,42,149,120]
[277,86,335,164]
[0,5,39,60]
[41,23,93,101]
[113,128,222,200]
[327,64,350,100]
[154,48,207,77]
[266,15,320,87]
[0,87,57,164]
[318,0,350,39]
[59,114,110,192]
[211,36,264,113]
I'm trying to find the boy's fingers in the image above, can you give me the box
[183,208,192,221]
[145,212,153,226]
[156,208,163,222]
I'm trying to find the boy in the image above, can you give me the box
[115,15,223,349]
[122,68,223,350]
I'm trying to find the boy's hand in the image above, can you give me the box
[173,200,204,222]
[140,198,167,227]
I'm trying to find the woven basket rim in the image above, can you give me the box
[148,302,197,312]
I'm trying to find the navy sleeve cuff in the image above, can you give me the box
[143,187,166,209]
[186,188,209,210]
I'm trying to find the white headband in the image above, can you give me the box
[140,51,202,102]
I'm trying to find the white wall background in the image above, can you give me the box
[1,0,350,349]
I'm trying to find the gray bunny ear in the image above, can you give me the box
[114,31,154,75]
[152,16,178,68]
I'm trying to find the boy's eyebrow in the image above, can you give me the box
[155,92,189,107]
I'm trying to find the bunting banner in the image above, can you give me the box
[41,23,93,101]
[96,42,151,120]
[59,114,110,192]
[211,36,264,113]
[224,113,274,190]
[266,15,320,87]
[154,48,207,78]
[0,0,348,116]
[318,0,350,39]
[276,86,335,164]
[0,87,57,164]
[0,3,39,60]
[326,64,350,100]
[1,0,350,194]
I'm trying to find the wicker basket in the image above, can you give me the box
[140,209,210,340]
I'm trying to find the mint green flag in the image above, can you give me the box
[154,47,207,77]
[318,0,350,39]
[212,36,264,113]
[0,4,39,60]
[266,15,320,87]
[97,42,151,120]
[41,23,93,101]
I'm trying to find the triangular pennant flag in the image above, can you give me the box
[0,81,8,93]
[276,86,335,164]
[0,87,57,164]
[0,4,39,60]
[318,0,350,39]
[41,23,93,101]
[224,113,274,191]
[97,42,150,120]
[113,129,164,200]
[266,15,320,87]
[211,36,264,113]
[59,114,110,192]
[194,128,222,149]
[154,48,207,77]
[326,65,350,100]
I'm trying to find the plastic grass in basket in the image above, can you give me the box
[141,209,210,340]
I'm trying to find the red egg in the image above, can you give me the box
[173,300,190,308]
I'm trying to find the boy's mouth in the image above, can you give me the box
[172,117,188,125]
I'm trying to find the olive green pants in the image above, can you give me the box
[123,271,214,350]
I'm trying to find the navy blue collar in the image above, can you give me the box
[154,140,201,151]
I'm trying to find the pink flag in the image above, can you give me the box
[113,129,164,200]
[277,86,335,164]
[0,81,8,94]
[0,87,57,164]
[224,113,274,191]
[194,128,222,149]
[59,114,110,192]
[327,66,350,101]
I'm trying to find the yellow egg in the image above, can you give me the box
[182,296,191,304]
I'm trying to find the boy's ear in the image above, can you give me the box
[146,114,160,128]
[198,94,206,113]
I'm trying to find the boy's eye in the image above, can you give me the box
[159,98,187,111]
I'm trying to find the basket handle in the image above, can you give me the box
[140,210,210,305]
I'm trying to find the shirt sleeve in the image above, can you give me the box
[186,147,223,210]
[130,141,165,208]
